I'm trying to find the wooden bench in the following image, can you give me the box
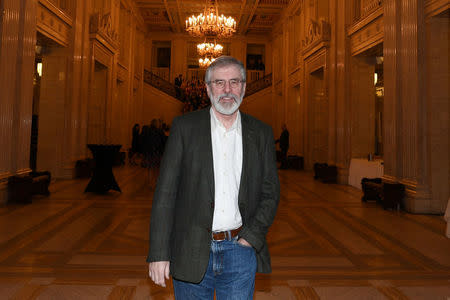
[361,178,383,203]
[8,171,51,204]
[314,163,337,183]
[361,177,405,210]
[30,171,51,196]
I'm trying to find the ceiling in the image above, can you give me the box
[135,0,290,37]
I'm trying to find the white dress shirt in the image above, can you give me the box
[210,108,243,232]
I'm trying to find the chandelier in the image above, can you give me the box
[186,0,236,38]
[197,41,223,57]
[197,41,222,68]
[199,56,216,68]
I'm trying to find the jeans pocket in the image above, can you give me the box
[235,238,253,249]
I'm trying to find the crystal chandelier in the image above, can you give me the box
[197,41,223,57]
[186,0,236,38]
[199,56,216,68]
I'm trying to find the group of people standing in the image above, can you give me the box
[130,120,169,185]
[174,74,211,113]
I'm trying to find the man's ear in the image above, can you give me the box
[206,84,212,99]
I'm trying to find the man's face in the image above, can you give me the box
[206,65,246,116]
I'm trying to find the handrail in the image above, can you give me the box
[144,69,272,101]
[245,73,272,97]
[143,69,180,100]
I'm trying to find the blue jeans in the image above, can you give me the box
[173,237,257,300]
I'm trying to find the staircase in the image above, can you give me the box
[143,69,272,100]
[245,73,272,97]
[143,70,179,100]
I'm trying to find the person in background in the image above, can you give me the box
[275,124,289,169]
[147,119,164,188]
[175,74,183,99]
[129,124,140,165]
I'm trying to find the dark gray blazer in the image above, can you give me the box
[147,108,280,283]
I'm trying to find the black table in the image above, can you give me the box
[85,144,122,193]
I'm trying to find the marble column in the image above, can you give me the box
[0,0,36,202]
[69,0,91,165]
[384,0,440,213]
[383,0,401,184]
[329,0,353,183]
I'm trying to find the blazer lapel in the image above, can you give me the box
[199,109,215,201]
[238,113,254,208]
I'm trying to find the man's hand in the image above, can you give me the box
[149,261,170,287]
[237,237,252,248]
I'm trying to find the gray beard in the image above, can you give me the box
[210,92,243,115]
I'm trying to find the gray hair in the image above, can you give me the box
[205,56,246,83]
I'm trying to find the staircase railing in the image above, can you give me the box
[245,73,272,97]
[144,69,179,100]
[144,69,272,101]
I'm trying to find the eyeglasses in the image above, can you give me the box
[207,79,245,89]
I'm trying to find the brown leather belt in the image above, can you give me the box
[212,227,242,241]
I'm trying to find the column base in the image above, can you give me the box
[336,164,349,185]
[400,179,439,214]
[0,181,8,205]
[382,176,441,214]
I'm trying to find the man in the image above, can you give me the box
[275,124,289,169]
[147,56,280,299]
[175,74,183,99]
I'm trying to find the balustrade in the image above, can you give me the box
[246,73,272,97]
[186,69,206,81]
[247,70,265,83]
[144,70,177,98]
[151,68,170,81]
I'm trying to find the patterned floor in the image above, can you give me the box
[0,166,449,299]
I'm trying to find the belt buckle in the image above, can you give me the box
[212,231,227,241]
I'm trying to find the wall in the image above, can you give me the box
[1,0,448,213]
[142,85,184,125]
[0,0,37,203]
[240,87,275,132]
[271,0,449,213]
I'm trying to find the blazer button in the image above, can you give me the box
[210,202,214,208]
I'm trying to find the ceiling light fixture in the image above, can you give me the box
[186,0,236,38]
[197,41,223,57]
[199,56,216,68]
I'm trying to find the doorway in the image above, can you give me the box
[350,43,383,159]
[87,61,108,145]
[309,68,328,164]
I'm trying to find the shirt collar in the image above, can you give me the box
[210,107,241,133]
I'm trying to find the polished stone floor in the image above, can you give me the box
[0,165,449,299]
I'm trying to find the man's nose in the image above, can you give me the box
[223,81,232,92]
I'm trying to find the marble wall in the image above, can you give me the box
[0,0,448,213]
[270,0,448,213]
[0,0,37,202]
